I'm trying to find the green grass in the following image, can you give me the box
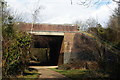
[51,68,109,80]
[51,69,90,78]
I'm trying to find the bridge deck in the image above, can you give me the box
[28,31,81,36]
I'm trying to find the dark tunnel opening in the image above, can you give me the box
[30,35,64,66]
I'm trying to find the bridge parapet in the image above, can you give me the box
[17,23,79,32]
[32,24,78,32]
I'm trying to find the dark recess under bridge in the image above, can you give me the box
[18,23,95,66]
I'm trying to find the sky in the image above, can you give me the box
[5,0,118,27]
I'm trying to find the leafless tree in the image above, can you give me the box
[74,18,98,31]
[70,0,119,5]
[28,0,43,32]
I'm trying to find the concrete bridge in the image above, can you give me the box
[18,23,96,66]
[18,23,79,35]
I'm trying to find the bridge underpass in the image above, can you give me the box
[20,23,100,69]
[31,35,64,66]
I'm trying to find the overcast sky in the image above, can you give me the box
[6,0,118,27]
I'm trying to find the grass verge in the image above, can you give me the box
[51,68,109,80]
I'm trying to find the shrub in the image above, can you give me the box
[2,15,31,77]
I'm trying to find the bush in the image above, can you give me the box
[2,15,31,77]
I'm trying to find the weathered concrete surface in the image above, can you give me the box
[64,33,99,69]
[71,33,96,61]
[63,33,75,64]
[18,23,78,32]
[29,31,64,36]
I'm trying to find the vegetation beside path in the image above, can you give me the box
[51,68,109,80]
[17,68,40,79]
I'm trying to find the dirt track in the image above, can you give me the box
[29,66,72,80]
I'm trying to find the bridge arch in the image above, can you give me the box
[31,35,64,66]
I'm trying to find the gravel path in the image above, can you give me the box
[29,66,72,80]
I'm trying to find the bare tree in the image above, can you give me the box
[74,18,98,31]
[70,0,119,5]
[30,0,43,32]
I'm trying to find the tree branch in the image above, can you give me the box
[70,0,73,5]
[113,0,120,3]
